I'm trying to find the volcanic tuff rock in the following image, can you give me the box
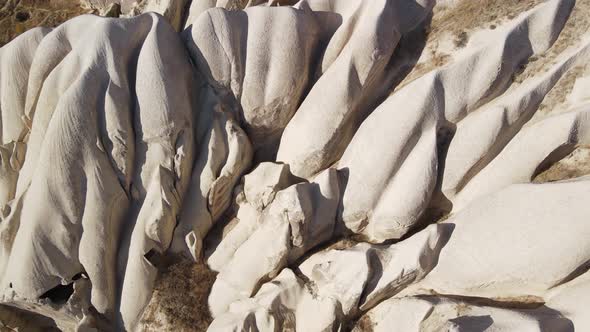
[1,0,590,331]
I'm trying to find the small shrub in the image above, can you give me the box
[140,259,217,331]
[15,11,30,22]
[453,31,469,48]
[352,315,374,332]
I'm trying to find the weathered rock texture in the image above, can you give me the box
[1,0,590,331]
[0,13,197,330]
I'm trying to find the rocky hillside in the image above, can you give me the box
[1,0,590,331]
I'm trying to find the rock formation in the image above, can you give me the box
[1,0,590,331]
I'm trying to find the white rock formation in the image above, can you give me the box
[401,178,590,300]
[184,0,270,29]
[355,296,572,332]
[206,162,297,271]
[0,14,197,330]
[208,167,339,316]
[209,223,450,331]
[134,0,188,30]
[183,2,320,158]
[355,180,590,331]
[168,82,252,263]
[546,270,590,331]
[276,0,435,178]
[1,0,590,330]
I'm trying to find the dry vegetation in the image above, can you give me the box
[515,0,590,83]
[395,0,543,90]
[226,0,247,10]
[429,0,542,42]
[0,0,86,47]
[351,314,374,332]
[393,42,449,91]
[140,258,217,332]
[536,65,587,116]
[533,147,590,183]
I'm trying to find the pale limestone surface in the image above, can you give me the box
[546,270,590,331]
[355,296,572,332]
[402,179,590,299]
[1,0,590,331]
[276,0,435,178]
[183,3,320,158]
[337,0,575,242]
[355,180,590,332]
[168,82,252,264]
[183,0,270,30]
[209,223,449,331]
[135,0,189,30]
[208,167,339,316]
[0,14,196,331]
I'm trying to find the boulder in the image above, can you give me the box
[208,168,339,316]
[184,3,320,158]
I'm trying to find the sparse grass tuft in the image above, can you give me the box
[429,0,542,42]
[533,147,590,183]
[140,258,217,332]
[351,314,374,332]
[537,65,587,115]
[515,0,590,83]
[393,43,450,91]
[395,0,543,90]
[0,0,86,47]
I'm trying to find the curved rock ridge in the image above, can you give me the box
[0,27,50,210]
[209,223,451,331]
[1,0,590,330]
[355,295,573,332]
[200,0,590,330]
[183,1,320,158]
[184,0,269,30]
[337,0,575,242]
[276,0,435,179]
[0,13,197,330]
[208,167,340,316]
[403,178,590,300]
[213,176,590,331]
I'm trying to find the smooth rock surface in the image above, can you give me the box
[184,3,320,158]
[1,0,590,330]
[0,14,196,330]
